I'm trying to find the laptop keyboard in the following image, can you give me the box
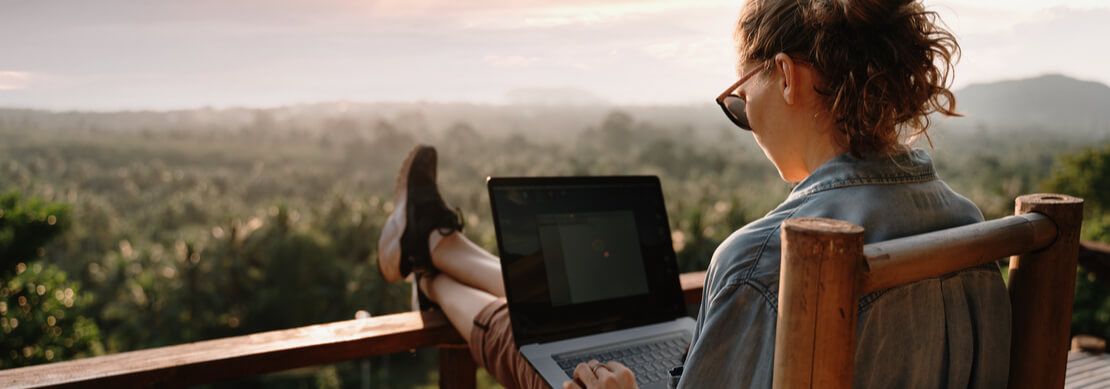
[553,334,689,386]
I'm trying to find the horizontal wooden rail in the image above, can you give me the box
[1079,240,1110,282]
[860,213,1057,293]
[0,311,461,388]
[680,271,707,304]
[0,271,707,388]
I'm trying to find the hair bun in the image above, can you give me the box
[734,0,961,157]
[840,0,913,31]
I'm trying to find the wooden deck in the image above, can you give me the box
[1068,351,1110,388]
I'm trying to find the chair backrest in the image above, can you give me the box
[772,193,1084,389]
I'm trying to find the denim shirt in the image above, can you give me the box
[674,149,1011,388]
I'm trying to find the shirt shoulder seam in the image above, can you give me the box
[711,277,779,311]
[789,172,938,200]
[743,195,810,280]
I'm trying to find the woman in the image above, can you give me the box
[376,0,1010,387]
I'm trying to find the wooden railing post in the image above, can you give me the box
[773,217,864,389]
[1008,193,1084,389]
[438,344,476,389]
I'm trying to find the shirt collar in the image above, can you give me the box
[787,148,938,200]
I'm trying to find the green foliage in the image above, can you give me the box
[1043,144,1110,215]
[1,262,103,368]
[86,201,412,353]
[0,192,102,369]
[314,365,341,389]
[931,131,1070,219]
[0,191,70,277]
[1043,144,1110,340]
[0,110,1104,387]
[1072,268,1110,341]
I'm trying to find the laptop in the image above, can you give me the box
[486,176,696,388]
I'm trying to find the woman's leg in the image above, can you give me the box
[421,272,497,339]
[430,231,505,298]
[375,145,543,388]
[421,272,547,389]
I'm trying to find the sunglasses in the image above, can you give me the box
[715,70,760,131]
[716,58,810,131]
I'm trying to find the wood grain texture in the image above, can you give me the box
[773,217,864,389]
[860,213,1056,293]
[1008,193,1084,389]
[1066,350,1110,388]
[0,310,463,388]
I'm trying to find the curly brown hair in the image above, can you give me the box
[736,0,960,157]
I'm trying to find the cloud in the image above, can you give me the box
[0,71,32,90]
[452,0,733,30]
[954,6,1110,88]
[484,55,540,68]
[2,0,1107,109]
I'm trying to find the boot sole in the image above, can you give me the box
[376,146,420,283]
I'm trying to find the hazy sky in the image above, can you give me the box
[2,0,1108,110]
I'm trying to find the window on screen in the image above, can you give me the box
[537,211,650,306]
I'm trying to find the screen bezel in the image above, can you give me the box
[486,175,686,346]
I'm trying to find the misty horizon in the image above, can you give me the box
[0,72,1100,114]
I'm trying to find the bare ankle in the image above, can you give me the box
[418,273,437,301]
[428,230,454,257]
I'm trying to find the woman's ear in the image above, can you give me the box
[774,53,797,105]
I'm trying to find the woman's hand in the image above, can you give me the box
[563,360,638,389]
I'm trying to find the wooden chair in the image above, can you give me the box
[772,193,1084,389]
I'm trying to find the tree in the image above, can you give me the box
[0,192,103,368]
[1042,144,1110,339]
[1042,144,1110,220]
[2,263,103,368]
[0,191,70,276]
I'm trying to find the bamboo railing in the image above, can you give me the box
[2,193,1107,388]
[773,193,1084,389]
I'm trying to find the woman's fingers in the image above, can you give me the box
[568,360,639,388]
[572,360,602,387]
[594,364,623,387]
[602,361,637,387]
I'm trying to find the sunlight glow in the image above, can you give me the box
[0,71,31,91]
[455,1,731,30]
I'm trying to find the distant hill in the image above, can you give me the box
[2,73,1108,138]
[954,74,1110,132]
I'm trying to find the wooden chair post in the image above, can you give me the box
[1007,193,1084,389]
[438,344,477,389]
[773,217,865,389]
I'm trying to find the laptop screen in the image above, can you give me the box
[488,176,686,345]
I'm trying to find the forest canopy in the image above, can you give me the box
[1,104,1108,387]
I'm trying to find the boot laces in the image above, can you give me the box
[436,206,465,235]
